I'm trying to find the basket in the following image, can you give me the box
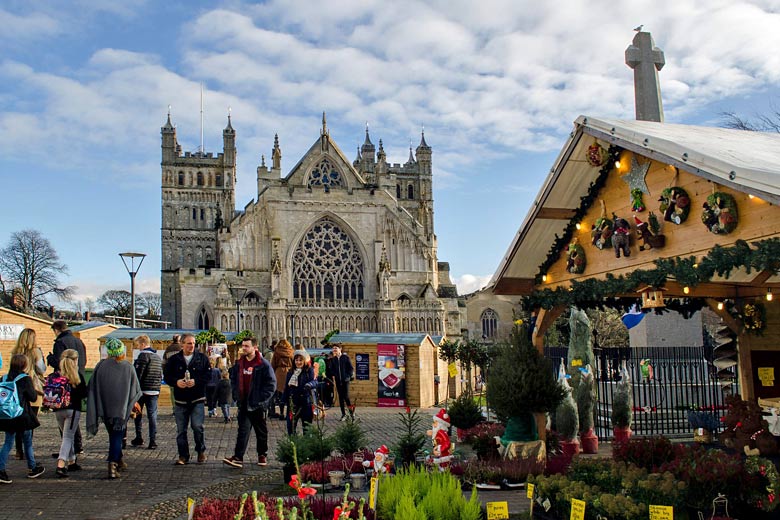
[693,428,712,443]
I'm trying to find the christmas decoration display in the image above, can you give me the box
[635,213,665,250]
[702,192,739,234]
[586,143,609,167]
[630,188,645,212]
[719,395,778,456]
[566,238,586,274]
[590,200,613,250]
[426,409,454,471]
[621,154,650,196]
[611,216,631,258]
[362,444,391,474]
[743,302,766,335]
[712,324,737,391]
[658,186,690,224]
[745,456,780,512]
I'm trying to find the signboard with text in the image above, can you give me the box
[377,344,406,407]
[355,353,370,381]
[0,324,25,341]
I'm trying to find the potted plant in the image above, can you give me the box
[486,320,565,444]
[687,410,720,443]
[555,384,580,458]
[611,367,633,443]
[332,415,367,455]
[393,407,428,468]
[567,308,598,454]
[447,392,483,438]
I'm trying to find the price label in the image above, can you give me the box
[369,476,378,510]
[526,482,535,499]
[649,505,673,520]
[570,498,586,520]
[486,502,509,520]
[448,362,458,377]
[572,358,583,367]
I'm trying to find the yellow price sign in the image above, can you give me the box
[448,362,458,377]
[527,482,535,499]
[369,476,378,510]
[649,504,673,520]
[187,497,195,520]
[571,358,583,367]
[570,498,586,520]
[758,367,775,381]
[486,502,509,520]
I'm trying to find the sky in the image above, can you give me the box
[2,0,780,309]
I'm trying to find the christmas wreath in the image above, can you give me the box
[659,186,690,225]
[744,456,779,512]
[742,302,766,334]
[586,143,608,167]
[566,239,586,274]
[702,192,739,234]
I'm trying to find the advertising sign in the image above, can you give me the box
[377,343,406,407]
[355,353,370,381]
[0,324,24,341]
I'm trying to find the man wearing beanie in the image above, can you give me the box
[163,333,210,465]
[86,338,142,479]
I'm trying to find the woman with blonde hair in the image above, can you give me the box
[11,328,45,460]
[52,349,87,478]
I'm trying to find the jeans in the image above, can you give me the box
[220,404,231,420]
[335,381,352,416]
[233,402,268,459]
[15,406,38,456]
[55,409,80,463]
[103,421,125,463]
[0,430,35,471]
[134,394,159,443]
[174,402,206,460]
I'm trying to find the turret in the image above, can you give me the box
[222,112,236,167]
[271,133,282,176]
[415,128,431,175]
[161,108,178,162]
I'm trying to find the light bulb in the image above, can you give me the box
[683,286,690,294]
[575,222,582,231]
[767,288,773,302]
[542,274,548,283]
[717,301,724,310]
[614,160,621,169]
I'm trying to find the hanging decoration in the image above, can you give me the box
[630,188,645,212]
[635,212,665,251]
[638,286,666,309]
[658,186,691,225]
[744,456,780,512]
[742,302,766,335]
[621,154,651,196]
[586,143,608,167]
[590,200,613,250]
[566,238,586,274]
[702,191,739,234]
[611,216,631,258]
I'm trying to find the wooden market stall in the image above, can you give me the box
[492,116,780,402]
[0,307,54,370]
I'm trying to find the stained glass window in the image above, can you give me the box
[308,158,343,188]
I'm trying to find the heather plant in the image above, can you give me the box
[611,436,676,472]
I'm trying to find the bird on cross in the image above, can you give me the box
[634,25,644,32]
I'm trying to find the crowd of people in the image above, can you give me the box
[0,324,355,483]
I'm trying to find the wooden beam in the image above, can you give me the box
[532,306,566,352]
[750,269,774,286]
[492,277,536,295]
[536,207,576,220]
[704,298,742,334]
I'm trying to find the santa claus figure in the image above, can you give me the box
[426,409,454,471]
[362,444,391,474]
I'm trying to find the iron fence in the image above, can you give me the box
[544,345,738,439]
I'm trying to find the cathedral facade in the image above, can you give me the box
[160,113,464,347]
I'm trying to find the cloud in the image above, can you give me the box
[0,8,61,40]
[453,274,492,295]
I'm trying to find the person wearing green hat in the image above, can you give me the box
[86,338,142,479]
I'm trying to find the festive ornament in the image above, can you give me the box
[635,213,665,250]
[586,143,608,167]
[590,200,613,250]
[630,188,645,212]
[621,155,650,195]
[702,192,739,234]
[426,409,454,472]
[658,186,690,225]
[566,238,586,274]
[743,302,766,335]
[611,216,631,258]
[745,456,780,512]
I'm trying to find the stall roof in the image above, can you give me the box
[70,321,119,332]
[329,332,439,345]
[492,116,780,291]
[99,328,239,342]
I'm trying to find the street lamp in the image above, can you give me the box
[119,252,146,329]
[230,286,247,332]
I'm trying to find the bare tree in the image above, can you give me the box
[0,229,74,311]
[140,291,162,318]
[721,108,780,133]
[98,289,133,317]
[84,297,96,313]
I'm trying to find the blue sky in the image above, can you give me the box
[2,0,780,308]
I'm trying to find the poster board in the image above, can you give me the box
[377,343,406,407]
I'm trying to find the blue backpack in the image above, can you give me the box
[0,373,27,420]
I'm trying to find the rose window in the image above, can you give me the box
[308,158,343,188]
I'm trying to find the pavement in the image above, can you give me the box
[0,406,612,519]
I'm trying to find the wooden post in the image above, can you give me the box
[530,305,566,441]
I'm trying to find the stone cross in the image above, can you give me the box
[625,31,665,122]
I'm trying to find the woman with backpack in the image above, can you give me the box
[51,349,87,478]
[10,328,45,461]
[0,354,44,484]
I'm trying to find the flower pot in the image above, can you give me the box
[692,428,712,443]
[560,438,580,458]
[328,470,345,487]
[350,473,366,490]
[580,428,599,454]
[612,426,632,443]
[546,452,572,475]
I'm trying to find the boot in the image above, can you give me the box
[116,459,128,472]
[108,462,119,479]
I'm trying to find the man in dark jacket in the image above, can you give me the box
[49,321,86,372]
[131,334,162,450]
[222,336,275,469]
[163,333,210,465]
[327,344,354,421]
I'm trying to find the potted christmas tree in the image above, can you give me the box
[555,366,580,458]
[567,308,598,454]
[487,321,565,444]
[611,365,633,443]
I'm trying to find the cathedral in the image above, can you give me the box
[160,112,465,348]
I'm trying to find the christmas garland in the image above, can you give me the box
[524,238,780,312]
[743,302,767,335]
[744,456,779,512]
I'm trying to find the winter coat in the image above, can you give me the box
[66,373,88,412]
[86,358,142,435]
[282,366,316,409]
[229,356,276,412]
[271,341,293,393]
[163,350,210,405]
[134,348,163,393]
[0,370,40,433]
[216,379,233,406]
[327,354,354,385]
[49,330,87,372]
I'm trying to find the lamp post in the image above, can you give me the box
[230,286,247,332]
[119,252,146,329]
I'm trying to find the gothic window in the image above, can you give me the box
[216,172,222,187]
[197,306,210,330]
[192,208,197,220]
[292,218,364,302]
[408,184,414,199]
[200,208,205,220]
[481,308,498,339]
[178,171,184,185]
[197,171,204,186]
[308,158,343,189]
[396,184,401,198]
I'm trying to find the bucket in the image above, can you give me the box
[350,473,366,490]
[328,470,345,487]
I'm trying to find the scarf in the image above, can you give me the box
[288,368,302,387]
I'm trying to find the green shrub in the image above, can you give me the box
[393,408,428,468]
[332,416,367,455]
[275,428,335,466]
[447,393,483,430]
[555,390,578,441]
[611,379,633,428]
